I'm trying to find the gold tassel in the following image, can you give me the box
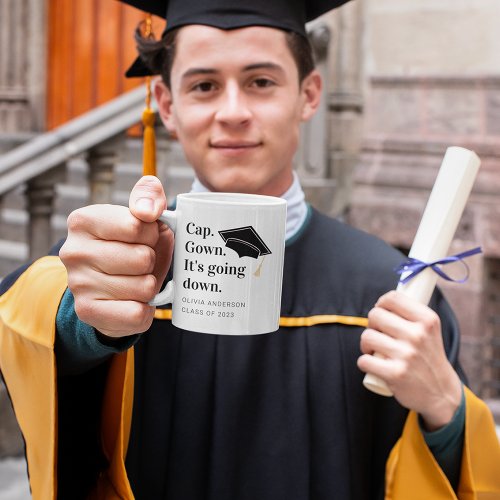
[142,15,156,177]
[142,88,156,176]
[253,256,265,277]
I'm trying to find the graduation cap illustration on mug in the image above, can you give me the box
[219,226,272,259]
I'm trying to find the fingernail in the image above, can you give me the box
[136,197,154,212]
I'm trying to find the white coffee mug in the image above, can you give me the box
[150,192,286,335]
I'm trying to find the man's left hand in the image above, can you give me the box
[357,290,462,431]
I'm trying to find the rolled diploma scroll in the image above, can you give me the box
[363,146,481,397]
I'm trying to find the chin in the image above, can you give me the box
[212,181,258,194]
[204,172,263,194]
[198,163,291,196]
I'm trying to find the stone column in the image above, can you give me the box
[87,139,119,205]
[25,165,66,260]
[298,23,338,215]
[0,0,29,133]
[27,0,48,131]
[328,0,364,216]
[301,23,330,180]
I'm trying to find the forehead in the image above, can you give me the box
[172,25,296,73]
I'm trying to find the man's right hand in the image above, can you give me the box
[59,176,173,338]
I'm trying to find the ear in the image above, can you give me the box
[154,80,177,136]
[299,70,322,122]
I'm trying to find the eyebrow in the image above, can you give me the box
[181,68,218,80]
[242,62,285,74]
[181,62,285,81]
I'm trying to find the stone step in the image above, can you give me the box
[0,383,24,459]
[0,240,28,279]
[0,457,30,500]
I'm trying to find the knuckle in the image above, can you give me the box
[74,298,93,323]
[411,327,426,347]
[367,308,378,324]
[66,272,86,294]
[393,361,407,380]
[359,331,368,349]
[129,216,144,239]
[142,274,158,300]
[402,345,418,363]
[359,336,370,354]
[128,303,154,333]
[140,312,155,333]
[360,329,378,354]
[422,313,440,332]
[66,209,87,232]
[413,314,440,343]
[58,243,70,263]
[381,290,397,305]
[135,245,156,273]
[360,328,372,343]
[59,242,83,266]
[357,353,369,370]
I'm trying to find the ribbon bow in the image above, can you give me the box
[395,247,482,285]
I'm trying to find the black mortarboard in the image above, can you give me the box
[219,226,272,259]
[120,0,352,76]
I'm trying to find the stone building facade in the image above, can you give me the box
[348,0,500,397]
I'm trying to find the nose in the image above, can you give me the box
[215,82,252,126]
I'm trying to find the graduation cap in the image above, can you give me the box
[119,0,352,77]
[219,226,272,259]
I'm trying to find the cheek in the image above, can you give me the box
[173,105,210,138]
[260,99,303,134]
[265,108,301,151]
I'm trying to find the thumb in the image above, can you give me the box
[129,175,167,222]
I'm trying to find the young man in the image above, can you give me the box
[1,0,499,498]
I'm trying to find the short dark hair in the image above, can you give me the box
[134,24,315,88]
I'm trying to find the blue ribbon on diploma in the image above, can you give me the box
[395,247,482,285]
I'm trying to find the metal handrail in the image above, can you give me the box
[0,84,157,196]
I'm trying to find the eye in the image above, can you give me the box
[251,78,276,89]
[191,81,217,93]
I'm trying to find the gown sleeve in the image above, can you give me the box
[385,387,500,499]
[0,256,67,499]
[385,288,500,499]
[0,256,135,499]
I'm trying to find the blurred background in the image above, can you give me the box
[1,0,499,497]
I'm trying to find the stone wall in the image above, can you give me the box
[348,0,500,397]
[365,0,500,76]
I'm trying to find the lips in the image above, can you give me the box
[210,140,262,157]
[211,141,261,149]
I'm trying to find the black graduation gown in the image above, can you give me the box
[123,208,463,500]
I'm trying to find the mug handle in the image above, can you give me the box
[149,210,177,307]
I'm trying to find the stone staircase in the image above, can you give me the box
[0,133,195,459]
[0,136,194,280]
